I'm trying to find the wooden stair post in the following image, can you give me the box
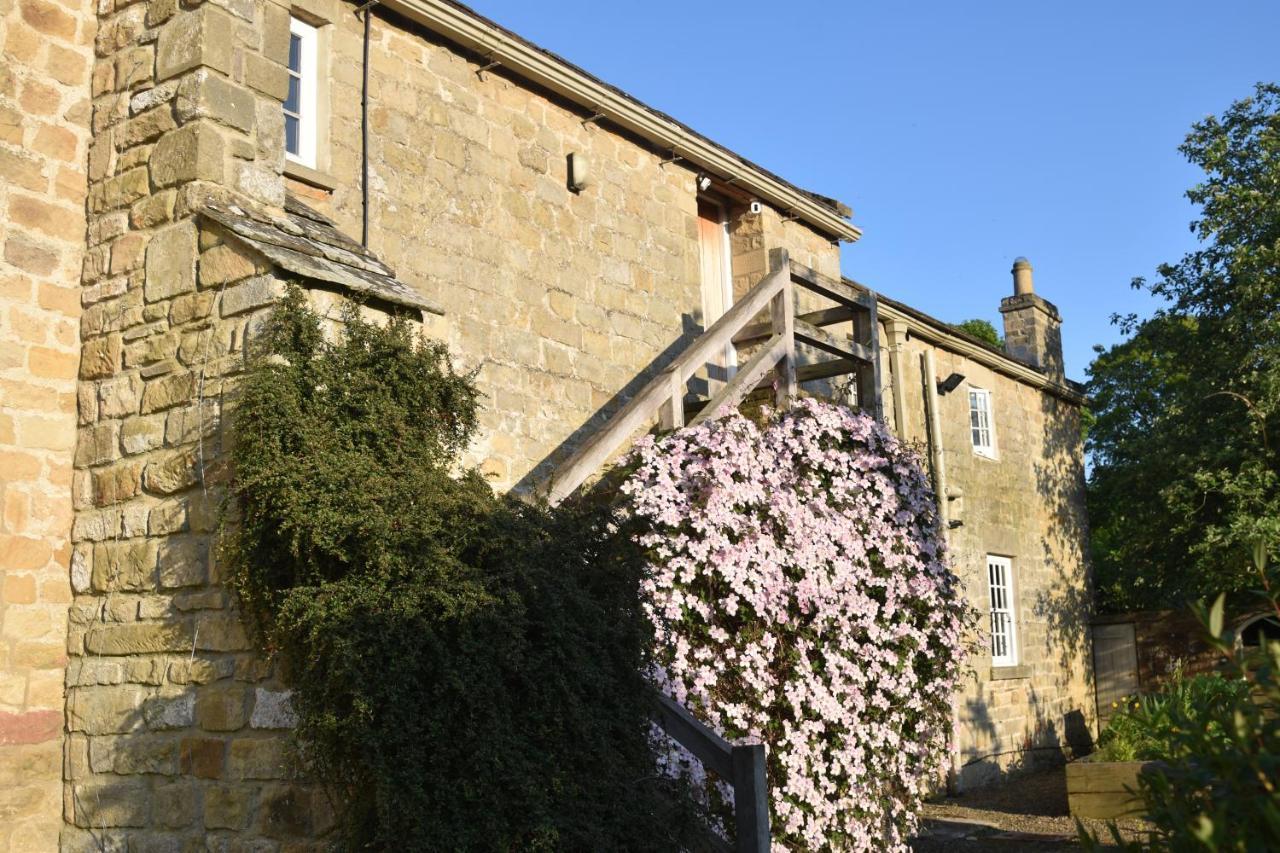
[545,252,881,505]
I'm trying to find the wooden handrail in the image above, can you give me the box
[545,248,882,504]
[653,691,771,853]
[546,254,793,504]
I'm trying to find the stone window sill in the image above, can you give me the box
[284,159,338,192]
[990,664,1032,681]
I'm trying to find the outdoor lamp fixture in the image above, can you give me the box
[696,172,713,192]
[937,372,965,395]
[567,152,591,192]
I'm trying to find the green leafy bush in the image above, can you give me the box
[1082,544,1280,851]
[223,288,704,851]
[1094,665,1253,762]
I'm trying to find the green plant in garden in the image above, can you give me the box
[1093,665,1253,762]
[1081,542,1280,851]
[222,287,705,851]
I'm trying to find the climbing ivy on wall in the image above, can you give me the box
[222,287,705,851]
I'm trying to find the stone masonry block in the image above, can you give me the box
[221,274,282,316]
[152,779,198,828]
[80,333,122,379]
[149,122,226,188]
[84,622,194,656]
[144,220,197,302]
[176,70,256,134]
[244,53,289,101]
[196,684,250,732]
[89,537,148,592]
[205,784,254,830]
[199,244,259,287]
[226,737,290,780]
[178,737,225,779]
[262,1,291,65]
[156,6,234,81]
[249,689,296,730]
[156,536,207,588]
[66,685,147,735]
[69,780,151,828]
[143,446,201,494]
[143,691,195,729]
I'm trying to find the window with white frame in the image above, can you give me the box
[987,555,1018,666]
[968,387,996,457]
[285,17,318,168]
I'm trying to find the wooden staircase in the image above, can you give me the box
[547,247,881,505]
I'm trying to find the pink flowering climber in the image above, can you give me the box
[621,399,971,852]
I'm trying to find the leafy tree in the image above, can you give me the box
[1086,83,1280,611]
[952,318,1004,349]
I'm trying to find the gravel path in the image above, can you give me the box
[910,767,1150,851]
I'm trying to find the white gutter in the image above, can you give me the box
[377,0,862,243]
[878,301,1085,405]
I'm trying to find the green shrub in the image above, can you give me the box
[1094,665,1253,762]
[1082,544,1280,851]
[223,287,705,851]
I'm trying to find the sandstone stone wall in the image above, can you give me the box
[57,0,851,845]
[890,333,1094,788]
[6,0,1090,835]
[0,0,95,846]
[288,4,844,492]
[64,0,335,846]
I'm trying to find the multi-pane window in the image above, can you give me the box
[285,17,318,168]
[987,555,1017,666]
[968,387,995,457]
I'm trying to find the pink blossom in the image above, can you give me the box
[621,399,972,852]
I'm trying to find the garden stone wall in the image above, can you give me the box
[0,0,95,845]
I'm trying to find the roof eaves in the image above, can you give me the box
[376,0,861,243]
[871,288,1086,405]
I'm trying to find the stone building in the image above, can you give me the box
[0,0,1092,846]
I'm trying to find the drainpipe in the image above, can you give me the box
[358,0,379,247]
[884,319,909,438]
[921,349,963,794]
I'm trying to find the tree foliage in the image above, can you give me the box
[223,288,704,851]
[952,318,1004,349]
[1087,83,1280,610]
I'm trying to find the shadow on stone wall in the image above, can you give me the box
[1031,392,1096,699]
[513,313,704,494]
[959,678,1093,791]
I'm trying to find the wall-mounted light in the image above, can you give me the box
[695,173,712,193]
[567,152,591,192]
[937,372,965,395]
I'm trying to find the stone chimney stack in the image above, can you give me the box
[999,257,1064,379]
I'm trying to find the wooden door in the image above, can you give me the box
[697,198,735,384]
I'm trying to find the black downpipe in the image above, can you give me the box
[359,1,378,247]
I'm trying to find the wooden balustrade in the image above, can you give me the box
[653,691,770,853]
[545,248,880,505]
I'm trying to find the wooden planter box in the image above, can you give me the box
[1066,756,1163,820]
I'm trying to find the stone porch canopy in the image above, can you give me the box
[201,194,443,318]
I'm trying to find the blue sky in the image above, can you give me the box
[462,0,1279,381]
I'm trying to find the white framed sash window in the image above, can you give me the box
[987,555,1018,666]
